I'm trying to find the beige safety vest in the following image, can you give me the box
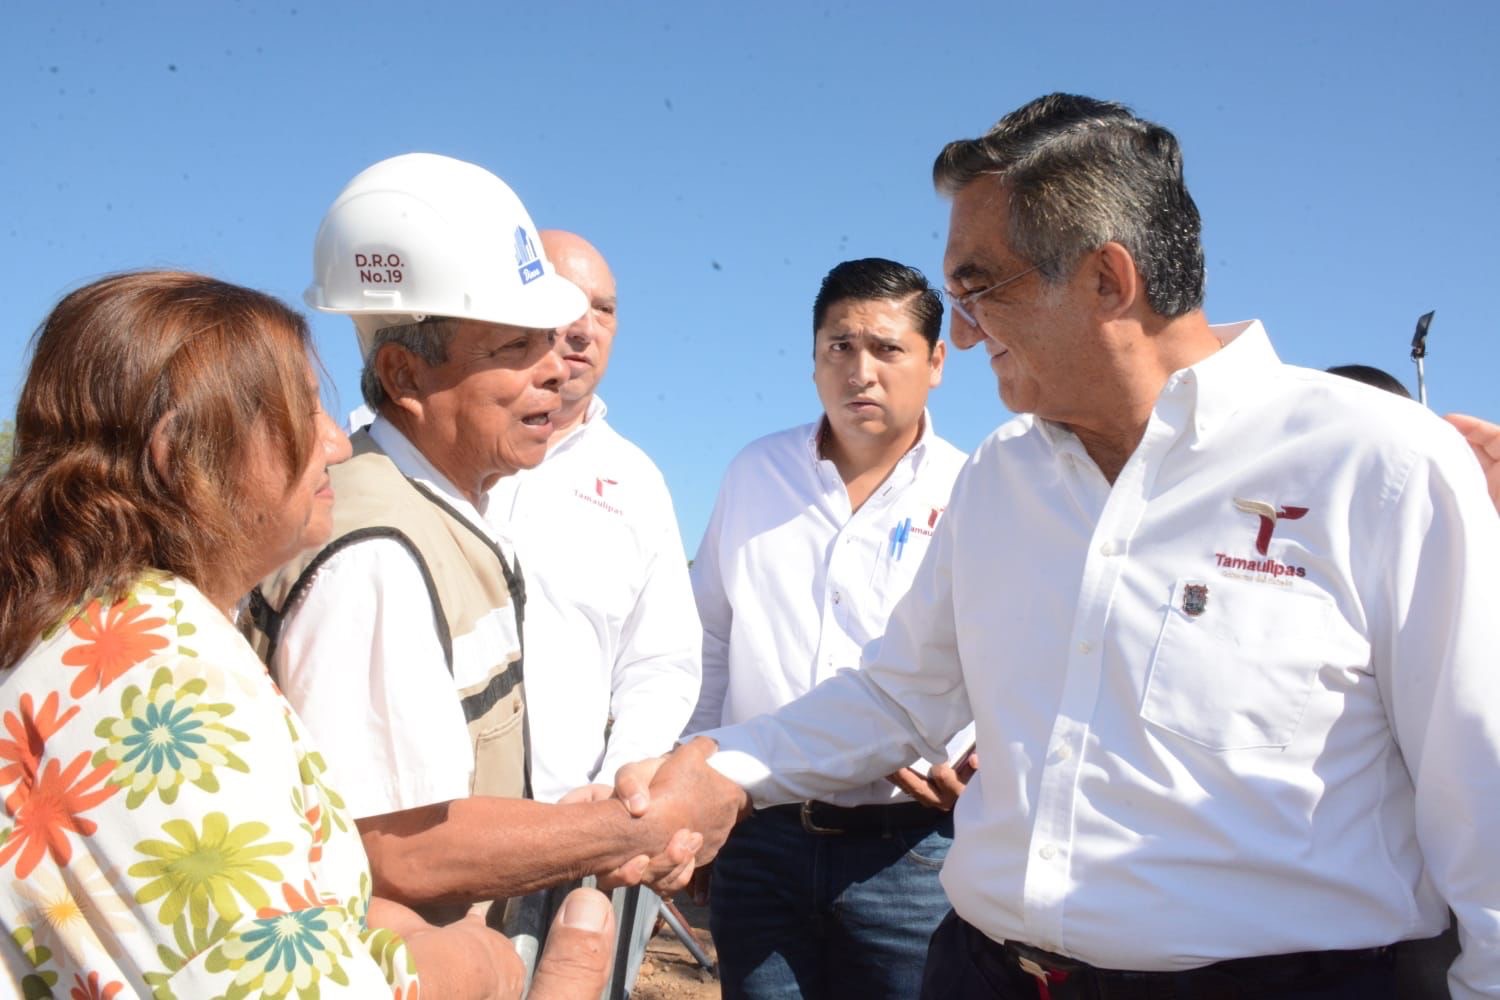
[246,430,529,922]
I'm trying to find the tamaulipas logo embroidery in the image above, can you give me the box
[1215,498,1310,579]
[572,476,624,516]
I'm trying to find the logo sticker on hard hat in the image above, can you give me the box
[514,226,543,285]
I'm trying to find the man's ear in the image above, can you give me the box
[928,338,947,388]
[374,344,425,418]
[1093,242,1141,320]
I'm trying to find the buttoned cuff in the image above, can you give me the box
[698,728,796,810]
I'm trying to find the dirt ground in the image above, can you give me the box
[631,898,720,999]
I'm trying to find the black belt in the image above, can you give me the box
[761,799,946,836]
[988,930,1394,999]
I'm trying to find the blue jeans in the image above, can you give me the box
[709,805,954,999]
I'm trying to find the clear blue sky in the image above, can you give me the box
[4,2,1497,547]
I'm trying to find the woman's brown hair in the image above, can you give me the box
[0,270,317,667]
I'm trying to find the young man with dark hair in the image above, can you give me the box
[687,257,974,998]
[1326,363,1414,399]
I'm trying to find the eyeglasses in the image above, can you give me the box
[942,260,1049,330]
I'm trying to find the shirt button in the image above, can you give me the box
[1078,640,1093,654]
[832,591,841,605]
[1039,844,1057,860]
[1099,541,1115,556]
[1054,744,1073,762]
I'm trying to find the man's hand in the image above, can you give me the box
[636,827,701,896]
[558,783,701,892]
[613,757,668,817]
[885,749,978,811]
[372,898,526,998]
[372,888,616,999]
[613,737,750,864]
[557,783,614,805]
[1445,413,1500,514]
[688,863,713,907]
[529,887,617,1000]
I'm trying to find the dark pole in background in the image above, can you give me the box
[1411,310,1434,407]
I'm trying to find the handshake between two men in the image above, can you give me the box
[557,737,750,891]
[564,735,976,895]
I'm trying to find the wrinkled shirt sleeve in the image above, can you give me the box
[274,540,474,818]
[595,496,702,785]
[684,475,736,738]
[706,486,976,806]
[1370,428,1500,1000]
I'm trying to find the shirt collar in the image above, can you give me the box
[367,415,493,532]
[1170,320,1279,437]
[1033,319,1278,451]
[545,394,608,458]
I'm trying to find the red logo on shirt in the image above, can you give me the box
[595,477,618,498]
[928,506,945,529]
[1233,498,1308,555]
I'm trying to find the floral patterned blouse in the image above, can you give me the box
[0,574,421,998]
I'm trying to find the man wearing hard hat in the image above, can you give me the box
[248,154,720,934]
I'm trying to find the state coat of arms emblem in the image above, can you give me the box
[1182,582,1210,617]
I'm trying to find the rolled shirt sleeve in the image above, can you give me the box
[273,539,475,818]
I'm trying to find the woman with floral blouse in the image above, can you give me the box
[0,272,614,999]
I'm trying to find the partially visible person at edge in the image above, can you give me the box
[1327,362,1497,1000]
[1329,364,1498,515]
[487,230,702,993]
[685,257,974,999]
[1444,413,1500,513]
[614,94,1500,1000]
[0,270,616,998]
[249,154,722,945]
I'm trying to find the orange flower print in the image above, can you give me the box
[61,599,170,698]
[70,971,124,1000]
[0,691,80,806]
[0,750,117,879]
[270,878,340,915]
[305,802,325,864]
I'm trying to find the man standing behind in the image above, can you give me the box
[487,231,701,993]
[687,258,974,999]
[489,230,700,805]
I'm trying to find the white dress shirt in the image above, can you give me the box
[690,413,975,807]
[706,322,1500,997]
[488,397,701,802]
[275,417,523,819]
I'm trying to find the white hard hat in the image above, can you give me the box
[305,153,587,358]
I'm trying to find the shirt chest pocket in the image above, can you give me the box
[1140,578,1334,750]
[867,525,931,596]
